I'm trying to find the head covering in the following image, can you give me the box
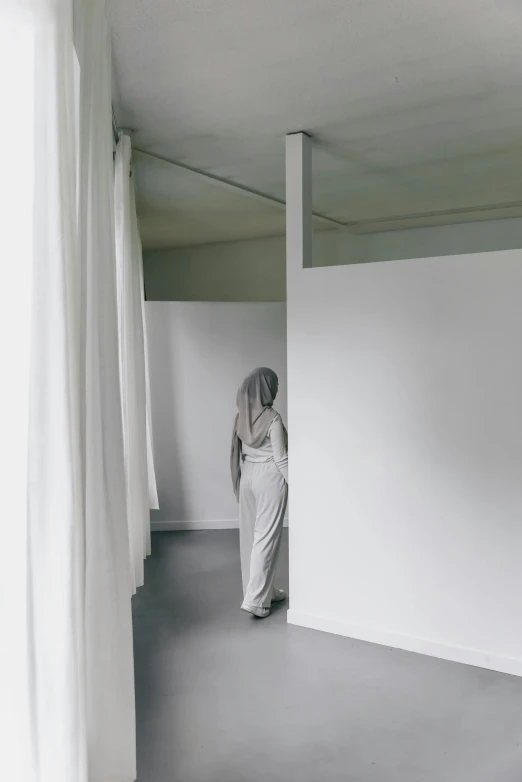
[230,368,279,499]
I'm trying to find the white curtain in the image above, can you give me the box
[1,0,138,780]
[30,3,88,777]
[0,7,35,777]
[138,179,160,521]
[114,134,154,591]
[76,1,136,779]
[132,181,160,520]
[141,249,160,523]
[1,1,88,781]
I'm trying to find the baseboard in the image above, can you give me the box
[287,610,522,678]
[151,518,289,532]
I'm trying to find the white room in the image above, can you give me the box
[142,214,522,677]
[7,2,522,782]
[129,1,522,777]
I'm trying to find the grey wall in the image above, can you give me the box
[144,218,522,302]
[318,217,522,266]
[144,236,286,302]
[146,302,287,528]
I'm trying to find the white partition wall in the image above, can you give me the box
[286,248,522,676]
[146,302,287,530]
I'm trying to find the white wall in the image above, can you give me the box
[143,218,522,302]
[146,302,287,530]
[287,248,522,676]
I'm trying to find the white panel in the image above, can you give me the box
[287,249,522,675]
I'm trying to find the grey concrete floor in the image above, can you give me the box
[133,531,522,782]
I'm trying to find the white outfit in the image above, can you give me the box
[239,414,288,610]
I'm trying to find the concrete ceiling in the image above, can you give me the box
[111,0,522,250]
[132,149,336,250]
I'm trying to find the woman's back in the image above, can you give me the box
[241,411,288,482]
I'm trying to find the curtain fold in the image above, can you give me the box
[4,1,157,778]
[76,1,136,779]
[114,135,148,591]
[0,9,35,778]
[133,179,160,520]
[29,1,87,773]
[115,135,159,576]
[1,1,88,780]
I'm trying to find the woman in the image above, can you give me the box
[231,368,288,618]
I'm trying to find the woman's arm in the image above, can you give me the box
[269,415,288,483]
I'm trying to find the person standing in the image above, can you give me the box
[230,368,288,618]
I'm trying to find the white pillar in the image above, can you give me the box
[285,132,312,276]
[285,133,312,618]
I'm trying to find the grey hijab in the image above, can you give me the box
[230,368,279,499]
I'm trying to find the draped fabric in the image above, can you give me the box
[1,1,88,780]
[135,183,160,521]
[76,1,136,778]
[1,0,139,779]
[231,368,279,499]
[29,2,88,775]
[114,134,156,590]
[0,10,35,779]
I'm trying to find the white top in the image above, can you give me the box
[242,413,288,483]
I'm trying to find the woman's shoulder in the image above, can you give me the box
[269,411,284,429]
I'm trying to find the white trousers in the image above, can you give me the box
[239,460,288,610]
